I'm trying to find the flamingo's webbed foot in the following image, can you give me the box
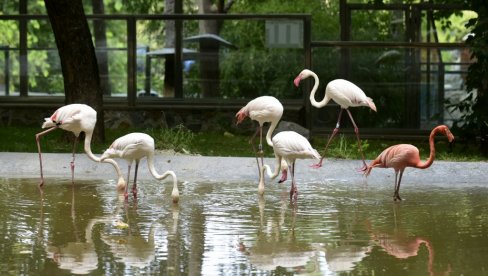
[310,162,323,169]
[357,163,368,173]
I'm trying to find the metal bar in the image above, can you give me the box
[174,1,183,99]
[19,0,28,97]
[303,15,312,130]
[0,13,312,20]
[144,50,152,95]
[311,41,466,48]
[339,0,351,79]
[127,17,136,106]
[347,3,465,11]
[4,47,9,96]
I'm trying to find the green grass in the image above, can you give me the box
[0,125,485,161]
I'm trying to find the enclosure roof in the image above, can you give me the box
[183,33,236,49]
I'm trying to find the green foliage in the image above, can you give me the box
[147,124,195,153]
[320,134,371,160]
[0,126,484,160]
[444,1,488,155]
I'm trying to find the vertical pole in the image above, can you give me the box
[127,17,136,106]
[174,2,183,98]
[339,0,350,79]
[144,46,152,95]
[4,47,9,96]
[19,0,28,96]
[303,15,312,130]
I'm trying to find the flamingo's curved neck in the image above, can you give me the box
[308,71,330,108]
[265,155,281,180]
[84,130,125,185]
[147,155,179,202]
[416,128,438,169]
[265,119,279,147]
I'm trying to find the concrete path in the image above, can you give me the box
[1,152,487,188]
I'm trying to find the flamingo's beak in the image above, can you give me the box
[293,75,302,87]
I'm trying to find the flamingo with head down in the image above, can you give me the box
[294,69,376,171]
[266,131,321,201]
[35,103,126,189]
[101,132,179,203]
[364,125,454,201]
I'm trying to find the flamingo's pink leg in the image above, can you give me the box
[132,161,139,198]
[394,170,404,201]
[346,109,368,172]
[70,136,79,184]
[312,109,344,169]
[289,162,297,201]
[125,163,132,200]
[35,126,59,187]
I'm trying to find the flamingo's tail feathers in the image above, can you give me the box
[235,106,249,125]
[367,97,377,112]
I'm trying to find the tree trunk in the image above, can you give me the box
[92,0,111,96]
[44,0,105,143]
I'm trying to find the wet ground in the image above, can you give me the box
[0,153,487,275]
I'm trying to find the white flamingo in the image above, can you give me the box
[236,96,288,191]
[100,132,179,203]
[35,103,125,189]
[236,95,283,163]
[265,131,321,201]
[294,69,377,171]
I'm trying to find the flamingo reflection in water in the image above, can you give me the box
[99,201,180,269]
[44,187,181,273]
[239,195,371,274]
[365,205,452,275]
[238,196,316,271]
[45,185,109,274]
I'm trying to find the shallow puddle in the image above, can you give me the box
[0,177,487,275]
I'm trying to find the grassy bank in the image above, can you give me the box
[0,125,485,161]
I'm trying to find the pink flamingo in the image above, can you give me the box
[268,131,321,201]
[101,132,179,203]
[294,69,377,171]
[35,104,125,189]
[364,125,454,201]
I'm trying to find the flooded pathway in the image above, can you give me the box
[1,175,487,275]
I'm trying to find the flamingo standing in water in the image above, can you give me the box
[35,104,125,189]
[236,96,283,166]
[236,96,289,190]
[267,131,321,201]
[364,125,454,201]
[101,132,179,203]
[294,69,377,171]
